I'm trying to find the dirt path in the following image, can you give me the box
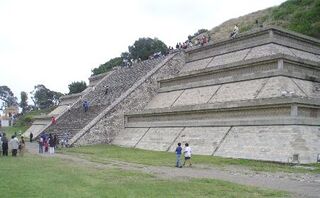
[26,143,320,198]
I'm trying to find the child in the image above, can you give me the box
[183,143,192,167]
[175,143,182,168]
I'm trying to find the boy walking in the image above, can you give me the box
[183,143,192,167]
[175,143,182,168]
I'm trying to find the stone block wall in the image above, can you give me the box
[74,53,185,145]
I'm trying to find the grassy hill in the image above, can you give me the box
[206,0,320,41]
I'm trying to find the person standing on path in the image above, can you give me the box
[175,143,182,168]
[2,133,8,156]
[29,132,33,142]
[19,136,26,156]
[48,134,55,154]
[183,143,192,167]
[9,135,19,157]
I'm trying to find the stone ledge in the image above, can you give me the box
[159,55,320,91]
[185,26,320,62]
[126,97,320,116]
[125,117,319,128]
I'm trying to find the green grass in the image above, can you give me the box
[0,125,29,138]
[61,144,320,174]
[0,154,288,198]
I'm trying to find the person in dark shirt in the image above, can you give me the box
[175,142,182,168]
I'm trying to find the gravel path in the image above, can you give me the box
[26,143,320,198]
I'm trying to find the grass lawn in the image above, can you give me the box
[61,144,320,174]
[0,154,288,198]
[0,126,29,138]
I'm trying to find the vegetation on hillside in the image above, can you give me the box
[68,81,87,94]
[271,0,320,38]
[208,0,320,42]
[91,37,167,76]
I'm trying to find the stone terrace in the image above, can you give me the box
[115,27,320,163]
[44,57,166,141]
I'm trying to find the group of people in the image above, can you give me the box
[0,132,25,157]
[38,133,58,154]
[175,142,192,168]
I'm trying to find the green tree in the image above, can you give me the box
[30,84,63,109]
[0,85,18,110]
[91,57,123,76]
[68,81,87,94]
[19,91,29,113]
[128,37,168,60]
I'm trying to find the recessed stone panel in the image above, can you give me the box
[245,44,295,60]
[135,128,183,151]
[293,79,320,98]
[48,106,67,116]
[209,78,267,103]
[169,127,230,155]
[207,49,250,68]
[112,128,149,147]
[173,85,220,107]
[145,90,183,109]
[180,57,212,73]
[215,126,320,163]
[290,48,320,62]
[257,76,307,99]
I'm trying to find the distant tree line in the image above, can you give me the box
[91,37,168,76]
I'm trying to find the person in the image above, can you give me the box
[183,143,192,167]
[9,135,19,157]
[103,85,109,95]
[19,136,25,156]
[230,25,239,38]
[67,104,71,112]
[48,134,55,154]
[53,134,58,149]
[2,133,8,156]
[38,136,44,153]
[51,116,56,124]
[83,100,89,112]
[0,134,2,156]
[29,132,33,142]
[175,143,182,168]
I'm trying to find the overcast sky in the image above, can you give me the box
[0,0,286,101]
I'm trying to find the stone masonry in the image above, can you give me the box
[115,27,320,163]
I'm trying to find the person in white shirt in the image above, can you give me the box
[230,25,239,38]
[183,143,192,167]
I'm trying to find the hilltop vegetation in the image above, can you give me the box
[207,0,320,41]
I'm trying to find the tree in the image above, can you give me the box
[91,57,123,76]
[0,86,18,110]
[20,91,29,113]
[68,81,87,94]
[128,37,168,60]
[30,84,63,109]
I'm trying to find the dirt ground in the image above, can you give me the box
[26,142,320,198]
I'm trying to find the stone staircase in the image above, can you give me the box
[44,57,168,142]
[113,27,320,163]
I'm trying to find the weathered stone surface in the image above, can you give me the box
[168,127,230,155]
[245,44,295,60]
[112,128,149,147]
[290,48,320,62]
[215,126,320,163]
[135,127,183,151]
[145,90,183,109]
[173,85,220,106]
[180,57,212,73]
[24,125,47,138]
[209,78,267,103]
[207,49,250,68]
[293,79,320,98]
[76,53,185,145]
[257,76,307,98]
[48,106,67,116]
